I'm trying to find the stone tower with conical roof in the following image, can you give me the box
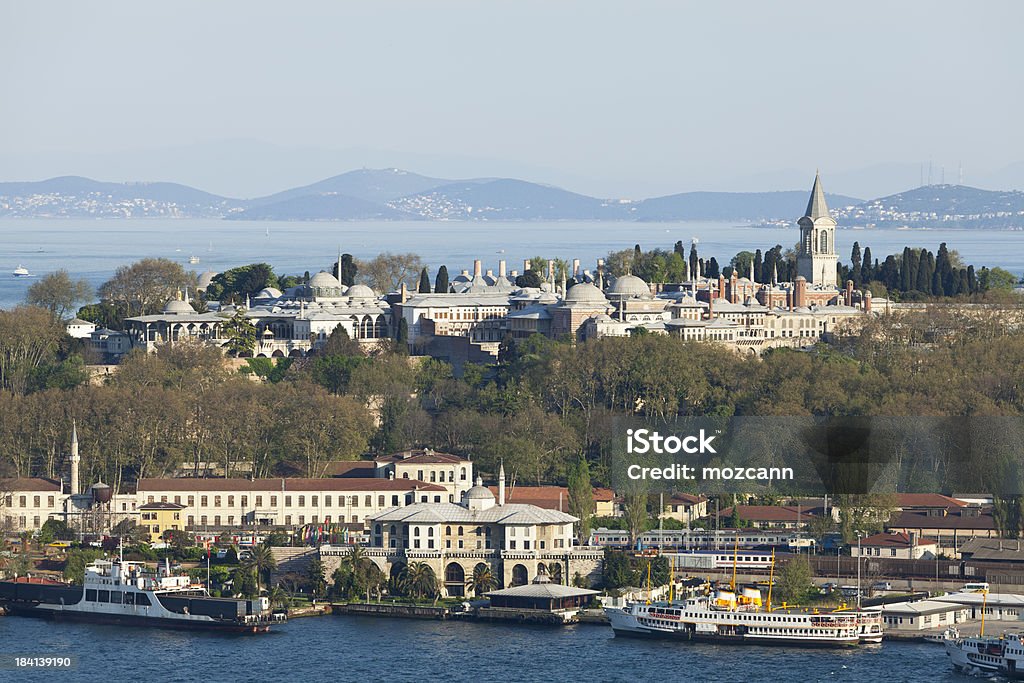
[796,172,838,286]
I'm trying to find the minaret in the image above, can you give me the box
[796,171,838,286]
[70,421,80,496]
[498,461,506,506]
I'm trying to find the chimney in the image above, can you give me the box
[547,260,554,282]
[498,461,506,506]
[499,260,507,278]
[845,280,854,307]
[524,258,531,273]
[865,290,872,313]
[707,296,714,319]
[717,274,725,301]
[486,269,494,279]
[795,276,807,308]
[597,259,605,289]
[572,259,580,278]
[730,271,738,304]
[473,259,482,277]
[400,281,408,304]
[70,421,80,496]
[510,270,519,278]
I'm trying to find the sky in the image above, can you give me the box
[1,1,1022,199]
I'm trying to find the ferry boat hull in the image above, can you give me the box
[606,606,860,648]
[2,602,272,633]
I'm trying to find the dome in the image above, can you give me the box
[346,283,377,299]
[197,271,218,290]
[609,274,651,298]
[564,282,607,305]
[163,299,195,314]
[309,271,341,288]
[256,287,282,299]
[465,485,495,501]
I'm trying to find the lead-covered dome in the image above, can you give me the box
[609,274,651,299]
[564,282,607,304]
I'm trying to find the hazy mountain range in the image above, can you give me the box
[2,168,1023,228]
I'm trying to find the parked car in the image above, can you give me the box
[872,581,892,591]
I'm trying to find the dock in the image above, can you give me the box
[331,602,448,620]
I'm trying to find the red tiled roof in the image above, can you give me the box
[5,478,62,492]
[860,532,937,548]
[894,493,966,509]
[374,449,468,465]
[483,485,615,510]
[669,493,708,505]
[890,510,996,531]
[137,478,447,493]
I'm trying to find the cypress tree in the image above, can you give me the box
[435,265,450,293]
[397,317,409,346]
[689,243,699,279]
[753,249,763,282]
[674,240,685,257]
[901,247,914,292]
[417,267,431,293]
[337,254,357,286]
[862,246,873,283]
[706,257,721,279]
[850,242,862,287]
[957,269,969,296]
[967,265,977,293]
[917,250,933,293]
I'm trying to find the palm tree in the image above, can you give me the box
[400,561,439,601]
[268,585,290,613]
[470,564,498,596]
[244,544,277,593]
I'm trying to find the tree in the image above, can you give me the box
[850,242,862,287]
[162,528,195,549]
[567,457,594,545]
[25,270,92,320]
[38,519,75,544]
[334,253,358,286]
[204,263,278,304]
[307,557,327,599]
[98,258,194,316]
[357,252,424,293]
[705,257,721,279]
[417,268,431,293]
[397,318,409,347]
[623,488,649,546]
[470,564,498,595]
[515,270,543,288]
[0,306,66,395]
[243,544,277,593]
[434,265,450,294]
[400,561,439,600]
[221,308,256,357]
[62,549,104,584]
[689,242,699,279]
[320,324,363,357]
[775,555,815,605]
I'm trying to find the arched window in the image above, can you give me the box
[457,526,464,536]
[448,471,454,482]
[446,526,452,535]
[819,231,828,253]
[511,564,529,587]
[428,527,434,537]
[414,526,420,537]
[374,524,381,534]
[390,525,397,535]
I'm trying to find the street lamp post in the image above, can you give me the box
[856,532,863,610]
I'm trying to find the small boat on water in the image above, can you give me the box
[924,626,959,644]
[12,265,31,277]
[189,255,200,264]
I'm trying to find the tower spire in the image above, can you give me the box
[498,461,506,506]
[804,171,831,220]
[70,420,80,496]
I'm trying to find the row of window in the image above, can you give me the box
[147,493,401,509]
[5,495,56,509]
[85,589,151,606]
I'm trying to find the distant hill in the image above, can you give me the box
[387,178,631,220]
[228,193,416,221]
[836,185,1024,229]
[0,175,237,218]
[245,168,468,207]
[4,171,1023,227]
[634,190,862,222]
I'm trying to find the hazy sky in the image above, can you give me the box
[2,1,1022,198]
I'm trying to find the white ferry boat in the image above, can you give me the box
[850,607,883,643]
[945,632,1024,677]
[12,265,31,277]
[0,558,284,633]
[606,586,863,647]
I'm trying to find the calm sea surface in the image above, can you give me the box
[2,218,1024,309]
[0,614,968,683]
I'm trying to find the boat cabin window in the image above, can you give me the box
[98,590,110,603]
[135,593,151,607]
[110,591,123,604]
[124,592,135,605]
[86,589,97,601]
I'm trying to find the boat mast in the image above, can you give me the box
[766,549,775,612]
[981,588,988,636]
